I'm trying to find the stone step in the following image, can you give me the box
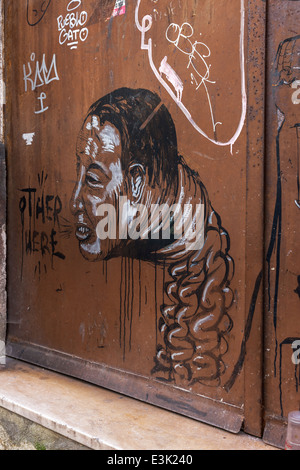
[0,358,277,451]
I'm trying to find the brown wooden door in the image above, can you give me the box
[5,0,268,439]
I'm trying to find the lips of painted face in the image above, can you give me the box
[70,117,124,261]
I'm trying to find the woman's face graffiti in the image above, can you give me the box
[69,89,235,388]
[70,117,124,261]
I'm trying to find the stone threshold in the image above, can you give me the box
[0,358,277,451]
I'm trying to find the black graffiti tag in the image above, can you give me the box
[19,172,66,280]
[27,0,52,27]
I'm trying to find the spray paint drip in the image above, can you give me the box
[295,124,300,209]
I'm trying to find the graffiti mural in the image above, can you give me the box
[5,0,268,434]
[71,88,235,386]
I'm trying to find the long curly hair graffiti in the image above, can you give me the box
[152,160,235,386]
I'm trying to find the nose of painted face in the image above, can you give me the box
[70,165,103,262]
[70,167,84,216]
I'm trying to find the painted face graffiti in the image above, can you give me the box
[71,88,235,387]
[71,118,124,261]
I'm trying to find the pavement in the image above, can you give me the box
[0,358,278,451]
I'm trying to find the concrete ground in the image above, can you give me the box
[0,358,278,451]
[0,407,89,450]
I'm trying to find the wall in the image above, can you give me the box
[0,0,6,366]
[263,0,300,448]
[4,0,266,438]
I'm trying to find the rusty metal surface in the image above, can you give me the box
[0,0,6,366]
[263,0,300,449]
[0,140,6,365]
[242,0,266,437]
[5,0,266,434]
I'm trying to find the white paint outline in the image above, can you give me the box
[135,0,247,153]
[22,133,35,145]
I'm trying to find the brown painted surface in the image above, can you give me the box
[243,1,266,438]
[263,0,300,449]
[5,0,266,435]
[0,0,6,365]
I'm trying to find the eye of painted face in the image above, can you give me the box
[85,164,108,189]
[85,171,103,188]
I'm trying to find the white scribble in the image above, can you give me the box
[92,116,100,131]
[135,0,247,153]
[106,161,124,196]
[35,92,49,114]
[22,133,35,145]
[85,137,98,158]
[165,22,221,133]
[57,1,88,50]
[23,53,59,93]
[159,56,183,102]
[67,0,81,11]
[99,124,121,153]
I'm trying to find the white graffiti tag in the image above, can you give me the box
[23,53,59,114]
[135,0,247,152]
[57,0,89,50]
